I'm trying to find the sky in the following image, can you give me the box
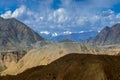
[0,0,120,35]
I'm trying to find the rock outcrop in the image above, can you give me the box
[0,50,26,72]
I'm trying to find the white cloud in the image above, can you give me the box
[116,13,120,19]
[79,31,85,33]
[1,5,26,18]
[12,5,26,18]
[77,17,88,26]
[1,10,12,18]
[1,0,120,34]
[49,8,68,23]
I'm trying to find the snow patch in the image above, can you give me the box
[52,32,58,37]
[40,31,50,35]
[63,31,72,35]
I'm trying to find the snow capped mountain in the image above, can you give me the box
[40,31,50,35]
[63,31,72,35]
[39,31,99,42]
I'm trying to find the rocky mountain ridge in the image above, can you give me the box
[88,23,120,45]
[0,17,44,50]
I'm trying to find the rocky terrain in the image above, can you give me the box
[0,17,44,72]
[1,41,107,75]
[1,53,120,80]
[1,16,120,80]
[0,50,26,73]
[88,23,120,45]
[0,17,43,50]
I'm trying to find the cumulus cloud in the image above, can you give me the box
[1,0,120,34]
[1,5,26,18]
[1,10,12,18]
[12,5,26,17]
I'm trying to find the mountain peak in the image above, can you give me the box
[88,23,120,45]
[112,23,120,27]
[102,26,110,31]
[0,17,4,20]
[0,17,44,50]
[111,23,120,31]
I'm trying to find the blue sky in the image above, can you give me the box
[1,0,120,35]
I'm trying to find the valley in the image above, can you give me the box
[0,4,120,79]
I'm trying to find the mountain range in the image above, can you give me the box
[1,16,120,80]
[88,23,120,45]
[40,31,98,42]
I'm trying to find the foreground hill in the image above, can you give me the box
[1,41,106,75]
[0,17,43,50]
[88,23,120,45]
[1,53,120,80]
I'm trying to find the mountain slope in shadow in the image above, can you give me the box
[1,53,120,80]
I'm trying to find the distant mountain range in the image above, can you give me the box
[40,31,99,42]
[1,16,120,47]
[88,23,120,45]
[0,17,44,50]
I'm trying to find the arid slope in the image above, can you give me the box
[1,53,120,80]
[1,42,106,75]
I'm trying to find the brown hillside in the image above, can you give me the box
[1,42,105,75]
[1,53,120,80]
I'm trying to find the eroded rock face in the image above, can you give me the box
[0,51,26,72]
